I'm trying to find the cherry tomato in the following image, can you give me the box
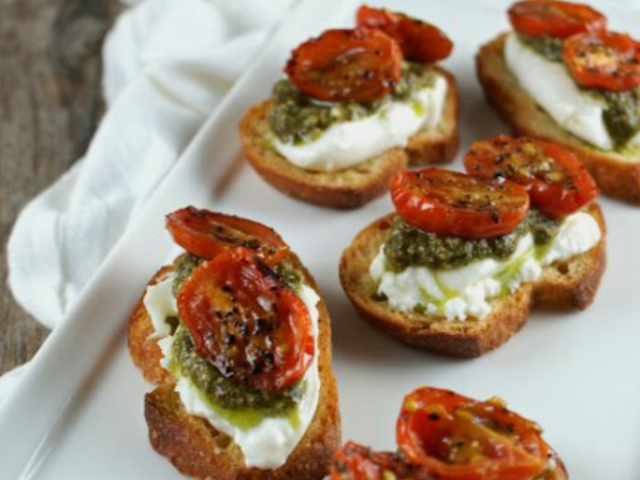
[332,442,433,480]
[397,387,551,480]
[356,6,453,63]
[390,168,530,239]
[285,28,402,102]
[508,0,606,39]
[333,442,406,480]
[166,207,289,267]
[177,248,315,393]
[464,136,599,219]
[564,31,640,92]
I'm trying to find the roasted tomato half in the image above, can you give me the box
[166,207,289,267]
[332,442,432,480]
[564,31,640,92]
[508,0,606,39]
[464,136,599,219]
[177,248,315,393]
[356,5,453,63]
[397,387,554,480]
[390,168,529,239]
[285,28,403,102]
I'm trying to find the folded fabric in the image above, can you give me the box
[3,0,295,406]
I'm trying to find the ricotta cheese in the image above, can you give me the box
[370,211,601,321]
[272,74,447,172]
[542,211,601,265]
[504,33,640,151]
[143,271,321,469]
[143,275,177,338]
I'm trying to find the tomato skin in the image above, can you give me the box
[564,31,640,92]
[356,6,453,63]
[396,387,551,480]
[464,136,599,219]
[390,168,530,239]
[166,207,289,266]
[508,0,606,38]
[177,248,315,393]
[285,28,402,103]
[331,442,433,480]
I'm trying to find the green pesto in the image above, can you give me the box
[169,325,303,424]
[268,62,438,145]
[172,254,204,296]
[526,209,562,245]
[517,33,564,62]
[274,259,303,291]
[383,210,560,271]
[517,33,640,149]
[596,89,640,148]
[172,254,304,295]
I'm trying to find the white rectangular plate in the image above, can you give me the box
[2,0,640,478]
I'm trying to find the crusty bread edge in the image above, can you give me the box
[128,254,341,480]
[128,264,175,385]
[476,33,640,204]
[339,204,607,358]
[407,67,460,165]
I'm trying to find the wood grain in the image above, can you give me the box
[0,0,121,376]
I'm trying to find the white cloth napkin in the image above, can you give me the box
[3,0,296,405]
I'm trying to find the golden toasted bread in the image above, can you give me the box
[477,33,640,204]
[128,253,341,480]
[339,204,607,358]
[238,67,459,209]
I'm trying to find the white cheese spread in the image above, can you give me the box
[370,211,601,321]
[272,74,447,172]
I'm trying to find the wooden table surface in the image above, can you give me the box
[0,0,121,376]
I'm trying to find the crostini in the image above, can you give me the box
[128,207,340,479]
[331,386,568,480]
[240,5,459,209]
[477,0,640,204]
[340,136,606,357]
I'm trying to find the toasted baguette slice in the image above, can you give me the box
[477,33,640,204]
[339,204,607,358]
[128,253,341,480]
[239,67,459,209]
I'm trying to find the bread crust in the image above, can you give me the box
[406,68,459,165]
[128,254,341,480]
[339,204,607,358]
[238,67,459,209]
[477,33,640,204]
[128,265,175,385]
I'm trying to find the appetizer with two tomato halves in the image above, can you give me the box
[240,5,459,209]
[340,136,606,357]
[477,0,640,204]
[128,207,340,480]
[331,386,568,480]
